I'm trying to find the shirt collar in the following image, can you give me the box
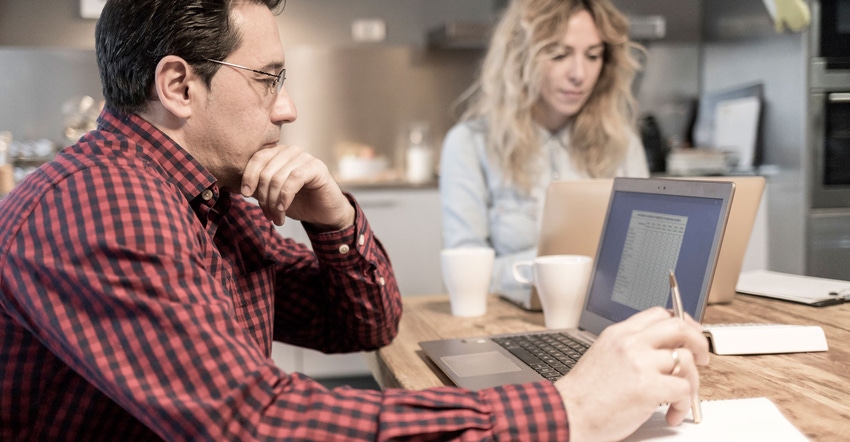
[97,107,219,204]
[534,121,575,151]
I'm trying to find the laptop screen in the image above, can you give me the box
[579,178,734,335]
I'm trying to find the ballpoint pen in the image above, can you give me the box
[669,270,703,424]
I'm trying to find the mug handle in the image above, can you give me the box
[512,260,534,285]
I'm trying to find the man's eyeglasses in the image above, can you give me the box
[205,59,286,94]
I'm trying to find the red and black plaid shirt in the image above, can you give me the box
[0,108,569,440]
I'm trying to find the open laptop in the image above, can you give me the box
[504,179,613,311]
[420,177,735,390]
[519,176,765,307]
[678,176,765,303]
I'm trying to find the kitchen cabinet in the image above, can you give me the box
[351,185,443,296]
[275,185,444,296]
[271,343,376,380]
[272,185,443,379]
[807,209,850,280]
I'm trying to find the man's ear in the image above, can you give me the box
[152,55,201,119]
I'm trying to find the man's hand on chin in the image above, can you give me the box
[241,144,354,230]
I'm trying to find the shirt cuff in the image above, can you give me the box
[483,381,570,441]
[302,193,370,266]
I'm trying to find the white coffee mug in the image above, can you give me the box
[513,255,593,329]
[441,247,495,317]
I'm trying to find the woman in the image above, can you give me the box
[439,0,650,302]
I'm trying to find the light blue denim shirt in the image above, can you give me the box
[439,119,649,297]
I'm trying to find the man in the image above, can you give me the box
[0,0,708,440]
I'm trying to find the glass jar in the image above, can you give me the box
[405,122,434,184]
[0,131,14,196]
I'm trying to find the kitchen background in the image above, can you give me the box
[0,0,841,381]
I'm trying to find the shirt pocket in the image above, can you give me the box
[489,189,538,255]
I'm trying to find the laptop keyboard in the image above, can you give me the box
[492,333,590,381]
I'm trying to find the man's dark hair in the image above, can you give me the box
[95,0,285,115]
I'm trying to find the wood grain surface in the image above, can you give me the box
[364,294,850,441]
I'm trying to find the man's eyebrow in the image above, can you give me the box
[263,61,285,72]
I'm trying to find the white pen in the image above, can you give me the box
[669,270,703,424]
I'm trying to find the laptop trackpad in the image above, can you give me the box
[441,351,523,377]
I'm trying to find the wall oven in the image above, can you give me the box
[810,90,850,208]
[813,0,850,67]
[810,0,850,208]
[808,0,850,279]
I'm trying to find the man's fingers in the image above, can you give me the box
[241,147,278,197]
[666,398,693,426]
[661,349,700,426]
[239,144,352,229]
[242,146,316,225]
[638,318,710,365]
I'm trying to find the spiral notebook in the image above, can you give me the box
[625,397,807,441]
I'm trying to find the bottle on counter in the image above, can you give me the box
[405,122,434,184]
[0,131,14,196]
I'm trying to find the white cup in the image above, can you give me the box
[512,255,593,329]
[441,247,495,317]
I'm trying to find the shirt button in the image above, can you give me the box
[379,276,385,286]
[338,244,350,254]
[201,189,214,201]
[358,234,365,246]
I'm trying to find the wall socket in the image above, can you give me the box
[352,19,387,42]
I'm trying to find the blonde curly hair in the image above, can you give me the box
[457,0,643,190]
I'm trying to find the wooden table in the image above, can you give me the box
[364,294,850,441]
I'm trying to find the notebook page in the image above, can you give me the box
[623,397,808,441]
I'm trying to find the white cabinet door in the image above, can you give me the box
[352,187,443,296]
[275,187,443,295]
[272,342,372,379]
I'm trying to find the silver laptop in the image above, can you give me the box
[515,176,765,308]
[680,176,764,304]
[501,179,614,311]
[420,177,735,390]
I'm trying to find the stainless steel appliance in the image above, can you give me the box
[809,0,850,208]
[809,90,850,209]
[812,0,850,67]
[808,0,850,279]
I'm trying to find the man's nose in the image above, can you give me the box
[271,86,297,124]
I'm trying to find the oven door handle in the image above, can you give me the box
[828,93,850,103]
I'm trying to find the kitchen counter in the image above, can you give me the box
[339,179,438,192]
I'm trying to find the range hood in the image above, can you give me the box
[427,15,667,49]
[629,15,667,41]
[427,21,493,49]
